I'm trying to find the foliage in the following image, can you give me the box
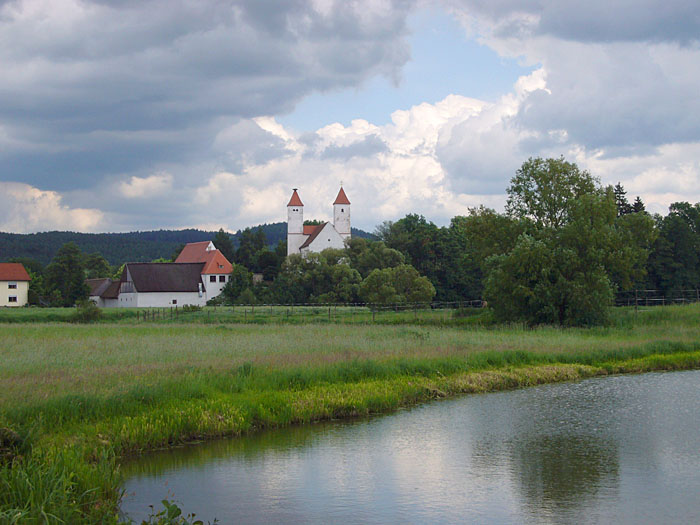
[180,304,202,313]
[212,229,235,264]
[71,299,102,323]
[44,242,90,307]
[234,228,267,271]
[506,156,598,229]
[221,266,253,304]
[279,251,362,303]
[140,499,215,524]
[84,252,112,279]
[486,158,621,326]
[359,265,436,305]
[345,238,404,278]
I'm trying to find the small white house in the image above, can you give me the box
[287,187,351,256]
[0,263,31,307]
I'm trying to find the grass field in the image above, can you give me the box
[1,304,700,523]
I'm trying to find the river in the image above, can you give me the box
[121,370,700,523]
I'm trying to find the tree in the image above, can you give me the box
[44,242,89,307]
[235,227,267,270]
[613,182,633,216]
[221,265,253,304]
[84,252,111,279]
[486,158,619,326]
[212,229,235,263]
[359,264,436,306]
[277,250,362,303]
[345,238,404,278]
[632,196,646,214]
[506,157,598,229]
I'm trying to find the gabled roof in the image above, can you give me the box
[300,222,329,249]
[288,189,304,207]
[86,278,112,296]
[176,241,232,274]
[123,263,205,293]
[101,281,121,299]
[201,250,233,274]
[333,187,350,205]
[303,224,322,235]
[175,241,215,263]
[0,263,31,281]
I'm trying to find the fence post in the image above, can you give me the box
[634,289,638,315]
[328,306,331,321]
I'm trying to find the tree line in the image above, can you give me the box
[10,156,700,326]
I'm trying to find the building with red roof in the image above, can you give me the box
[86,241,234,308]
[287,187,351,256]
[0,263,31,307]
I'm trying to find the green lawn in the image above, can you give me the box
[1,304,700,523]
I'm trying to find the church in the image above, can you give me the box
[287,187,351,256]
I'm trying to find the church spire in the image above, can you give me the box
[333,187,350,205]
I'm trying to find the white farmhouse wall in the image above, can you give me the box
[118,291,206,308]
[1,281,29,307]
[202,274,228,300]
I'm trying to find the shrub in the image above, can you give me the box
[71,299,102,323]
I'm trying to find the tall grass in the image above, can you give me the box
[1,303,699,522]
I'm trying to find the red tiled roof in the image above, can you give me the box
[288,189,304,207]
[333,187,350,205]
[0,263,31,281]
[175,242,232,274]
[175,241,212,263]
[201,250,233,274]
[300,222,328,249]
[303,224,322,235]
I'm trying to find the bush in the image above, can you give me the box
[70,299,102,323]
[180,304,202,313]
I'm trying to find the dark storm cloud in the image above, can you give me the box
[0,0,414,190]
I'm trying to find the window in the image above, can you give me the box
[8,296,17,303]
[172,299,177,305]
[341,208,344,212]
[219,275,226,282]
[210,275,216,282]
[8,282,17,289]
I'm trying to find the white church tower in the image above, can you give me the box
[333,186,351,240]
[287,189,305,256]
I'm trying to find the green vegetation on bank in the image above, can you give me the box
[1,304,700,522]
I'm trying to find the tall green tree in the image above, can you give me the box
[44,242,89,307]
[359,264,436,306]
[486,158,622,326]
[84,252,111,279]
[212,229,235,263]
[506,157,597,230]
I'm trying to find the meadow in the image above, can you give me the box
[1,304,700,523]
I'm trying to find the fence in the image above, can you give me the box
[130,291,700,323]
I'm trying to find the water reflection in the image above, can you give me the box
[122,370,700,524]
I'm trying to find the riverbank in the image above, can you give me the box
[2,304,700,523]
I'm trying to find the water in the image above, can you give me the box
[121,370,700,523]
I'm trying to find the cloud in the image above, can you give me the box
[119,173,173,198]
[0,182,103,233]
[0,0,415,192]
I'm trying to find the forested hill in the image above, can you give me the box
[0,223,375,266]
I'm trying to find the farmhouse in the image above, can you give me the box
[0,263,31,307]
[88,241,233,307]
[287,187,351,256]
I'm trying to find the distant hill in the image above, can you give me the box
[0,223,376,266]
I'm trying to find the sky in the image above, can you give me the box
[1,0,699,234]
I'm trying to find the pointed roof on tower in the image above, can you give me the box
[288,189,304,207]
[333,187,350,205]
